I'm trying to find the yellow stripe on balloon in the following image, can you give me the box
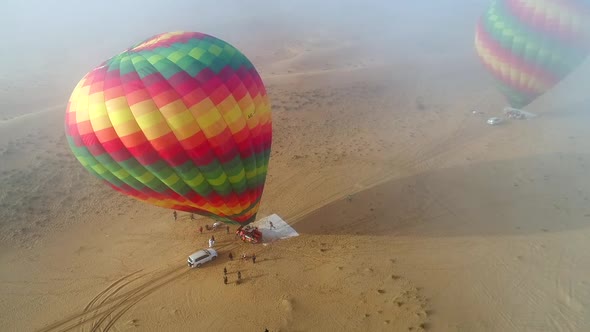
[69,78,86,101]
[162,173,180,186]
[92,164,107,175]
[223,105,243,125]
[188,48,206,60]
[240,102,255,121]
[142,121,172,141]
[208,44,223,56]
[76,156,90,167]
[135,109,164,129]
[228,169,246,184]
[195,104,222,128]
[185,173,206,187]
[88,101,108,120]
[208,173,228,187]
[114,122,141,140]
[129,99,160,117]
[74,87,91,122]
[174,122,201,141]
[236,95,253,112]
[256,164,267,174]
[189,98,215,118]
[160,100,190,121]
[167,51,185,63]
[216,95,237,112]
[106,96,131,114]
[147,54,165,64]
[136,171,155,184]
[245,169,257,179]
[228,118,247,136]
[108,107,135,127]
[89,113,114,132]
[110,101,143,137]
[112,168,130,179]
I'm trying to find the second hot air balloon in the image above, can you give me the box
[475,0,590,109]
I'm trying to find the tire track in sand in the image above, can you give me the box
[37,266,190,332]
[82,269,144,315]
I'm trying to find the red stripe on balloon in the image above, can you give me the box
[184,142,216,166]
[209,86,231,105]
[127,142,162,166]
[180,89,206,110]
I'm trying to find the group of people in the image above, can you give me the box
[172,211,191,221]
[223,266,242,285]
[199,224,230,234]
[222,252,256,285]
[227,251,256,263]
[236,252,256,263]
[175,211,277,232]
[171,211,231,248]
[205,226,231,248]
[173,211,267,257]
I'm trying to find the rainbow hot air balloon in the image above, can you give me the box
[65,32,272,225]
[475,0,590,109]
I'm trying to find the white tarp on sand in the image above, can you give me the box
[251,214,298,244]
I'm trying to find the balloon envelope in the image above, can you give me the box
[475,0,590,108]
[65,32,272,225]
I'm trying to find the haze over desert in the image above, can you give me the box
[1,1,590,331]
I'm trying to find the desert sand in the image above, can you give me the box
[2,1,590,331]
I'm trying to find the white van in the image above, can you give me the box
[487,117,503,125]
[187,249,218,268]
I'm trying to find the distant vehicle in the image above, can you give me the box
[187,249,218,268]
[487,117,503,125]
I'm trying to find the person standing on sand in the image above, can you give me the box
[209,237,214,248]
[223,267,227,276]
[223,276,228,285]
[211,235,215,242]
[237,271,242,280]
[252,254,256,264]
[199,226,203,234]
[229,252,233,261]
[190,214,195,220]
[226,225,230,234]
[173,211,177,221]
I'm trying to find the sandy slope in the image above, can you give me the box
[2,18,590,332]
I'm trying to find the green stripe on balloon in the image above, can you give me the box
[153,59,183,79]
[93,154,148,191]
[172,163,214,196]
[118,56,136,76]
[176,56,207,76]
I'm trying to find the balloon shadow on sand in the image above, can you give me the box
[293,153,590,237]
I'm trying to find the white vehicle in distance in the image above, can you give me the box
[486,117,503,125]
[187,249,218,268]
